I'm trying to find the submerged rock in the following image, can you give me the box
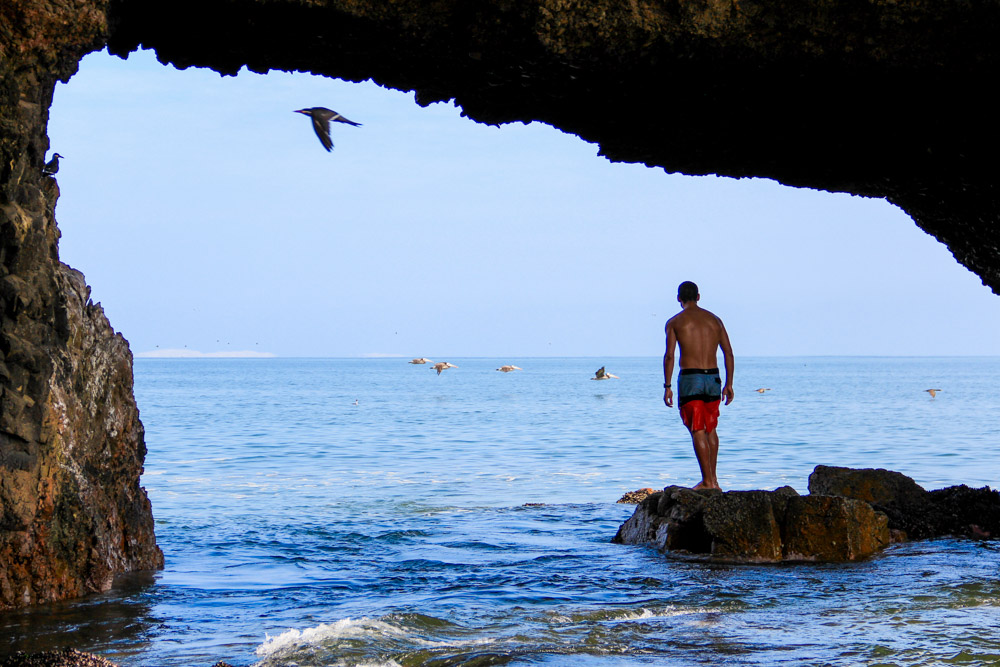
[613,483,889,563]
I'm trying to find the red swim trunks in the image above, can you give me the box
[680,399,720,434]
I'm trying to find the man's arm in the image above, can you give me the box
[663,321,677,407]
[718,318,734,405]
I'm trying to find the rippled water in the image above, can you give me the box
[2,357,999,666]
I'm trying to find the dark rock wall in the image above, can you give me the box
[104,0,1000,293]
[0,0,162,609]
[2,0,999,608]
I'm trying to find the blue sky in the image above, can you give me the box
[46,49,1000,358]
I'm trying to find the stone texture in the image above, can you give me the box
[0,650,117,667]
[614,483,887,563]
[811,465,1000,540]
[1,0,162,609]
[616,487,656,504]
[782,495,889,562]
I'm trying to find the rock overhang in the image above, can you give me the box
[99,0,1000,293]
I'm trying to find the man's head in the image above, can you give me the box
[677,281,699,305]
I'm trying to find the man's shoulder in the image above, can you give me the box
[700,308,724,323]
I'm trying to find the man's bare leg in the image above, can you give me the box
[690,428,722,490]
[690,429,715,490]
[708,429,721,490]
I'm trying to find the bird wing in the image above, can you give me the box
[312,115,334,151]
[595,366,606,378]
[332,112,362,127]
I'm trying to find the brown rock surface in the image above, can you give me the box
[810,465,1000,540]
[782,495,889,561]
[614,483,887,563]
[1,0,162,609]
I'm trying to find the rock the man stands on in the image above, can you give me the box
[663,281,735,490]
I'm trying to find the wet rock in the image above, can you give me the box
[615,484,889,563]
[809,466,1000,540]
[1,3,163,609]
[782,495,889,561]
[809,465,936,539]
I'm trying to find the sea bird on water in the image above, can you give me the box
[409,358,433,365]
[925,388,942,398]
[432,362,458,375]
[294,107,361,151]
[591,366,619,380]
[754,388,772,394]
[42,153,63,176]
[496,365,522,373]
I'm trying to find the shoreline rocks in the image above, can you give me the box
[613,482,889,563]
[614,466,998,563]
[809,465,999,540]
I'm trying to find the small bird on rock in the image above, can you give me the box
[432,362,458,375]
[42,153,63,176]
[294,107,361,151]
[591,366,619,380]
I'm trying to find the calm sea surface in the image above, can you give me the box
[2,357,1000,666]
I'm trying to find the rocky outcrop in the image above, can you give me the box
[809,465,1000,540]
[613,484,890,563]
[4,0,1000,609]
[1,0,162,609]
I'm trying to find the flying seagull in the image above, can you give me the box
[925,388,942,398]
[409,358,433,365]
[294,107,361,151]
[496,365,522,373]
[754,388,772,394]
[432,362,458,375]
[591,366,619,380]
[42,153,63,176]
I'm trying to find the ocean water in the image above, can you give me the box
[2,357,1000,666]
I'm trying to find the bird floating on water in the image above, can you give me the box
[496,365,522,373]
[409,358,433,365]
[754,388,772,394]
[591,366,619,380]
[294,107,361,151]
[432,362,458,375]
[42,153,63,176]
[925,388,942,398]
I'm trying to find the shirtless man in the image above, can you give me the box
[663,281,734,490]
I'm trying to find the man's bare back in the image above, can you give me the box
[662,281,734,490]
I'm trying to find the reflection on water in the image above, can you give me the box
[0,572,156,658]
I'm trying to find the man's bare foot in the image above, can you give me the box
[693,481,723,491]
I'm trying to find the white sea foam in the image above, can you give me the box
[255,617,499,662]
[255,618,408,657]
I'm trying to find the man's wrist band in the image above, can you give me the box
[663,383,671,389]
